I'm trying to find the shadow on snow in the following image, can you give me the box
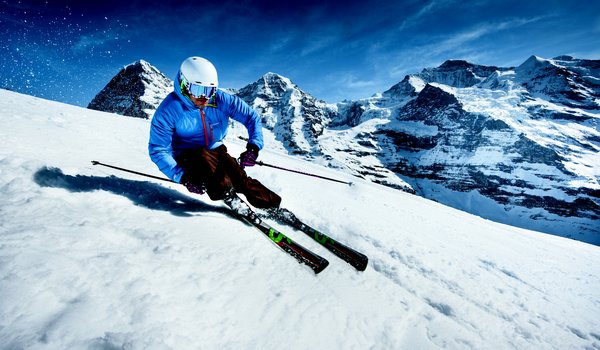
[33,166,233,218]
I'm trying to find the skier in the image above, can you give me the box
[148,56,281,209]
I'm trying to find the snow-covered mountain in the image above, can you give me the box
[384,59,512,101]
[356,55,600,244]
[508,55,600,110]
[2,88,600,349]
[87,56,600,244]
[234,73,413,191]
[236,72,336,156]
[88,60,172,119]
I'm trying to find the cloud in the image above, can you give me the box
[429,16,545,54]
[306,70,387,102]
[398,0,458,31]
[300,35,340,57]
[337,73,380,89]
[372,15,548,79]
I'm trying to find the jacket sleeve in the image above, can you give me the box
[148,104,184,183]
[223,93,264,149]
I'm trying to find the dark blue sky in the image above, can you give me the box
[2,0,599,106]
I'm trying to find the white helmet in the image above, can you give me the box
[179,56,218,87]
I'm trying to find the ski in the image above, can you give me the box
[261,208,369,271]
[224,193,329,274]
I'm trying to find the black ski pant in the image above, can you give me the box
[175,145,281,209]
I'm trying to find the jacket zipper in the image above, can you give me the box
[200,109,210,147]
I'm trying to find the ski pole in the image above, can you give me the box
[254,161,352,186]
[91,160,174,183]
[92,160,352,186]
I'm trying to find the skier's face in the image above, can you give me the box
[190,95,209,108]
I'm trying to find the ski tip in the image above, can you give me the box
[313,259,330,274]
[91,160,99,165]
[355,258,368,272]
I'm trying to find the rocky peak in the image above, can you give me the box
[514,55,600,110]
[397,84,462,125]
[418,60,509,88]
[88,60,172,119]
[262,72,295,89]
[238,72,298,103]
[382,60,509,103]
[382,75,425,101]
[515,55,552,75]
[414,84,460,109]
[439,59,473,69]
[237,72,335,155]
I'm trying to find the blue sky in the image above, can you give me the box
[1,0,599,106]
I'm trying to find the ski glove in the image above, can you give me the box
[239,143,259,168]
[180,173,205,195]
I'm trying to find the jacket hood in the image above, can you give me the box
[173,70,198,110]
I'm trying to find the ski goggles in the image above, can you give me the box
[179,72,217,99]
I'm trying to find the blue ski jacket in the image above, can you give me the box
[148,73,264,183]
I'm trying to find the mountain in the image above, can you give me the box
[87,56,600,244]
[2,88,600,349]
[235,73,413,191]
[88,60,172,119]
[236,72,336,156]
[326,56,600,243]
[368,56,600,244]
[377,82,599,238]
[510,55,600,110]
[384,60,512,101]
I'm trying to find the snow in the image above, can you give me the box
[414,180,598,242]
[408,75,427,93]
[1,89,600,349]
[312,118,413,190]
[438,83,600,190]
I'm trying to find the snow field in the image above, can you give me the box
[1,89,599,349]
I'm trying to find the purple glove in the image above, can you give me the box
[239,143,259,168]
[181,173,205,195]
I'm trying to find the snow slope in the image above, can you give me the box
[1,89,599,349]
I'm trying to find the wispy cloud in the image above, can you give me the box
[300,35,340,57]
[375,15,549,78]
[334,72,380,89]
[398,0,458,31]
[424,16,546,54]
[304,70,389,102]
